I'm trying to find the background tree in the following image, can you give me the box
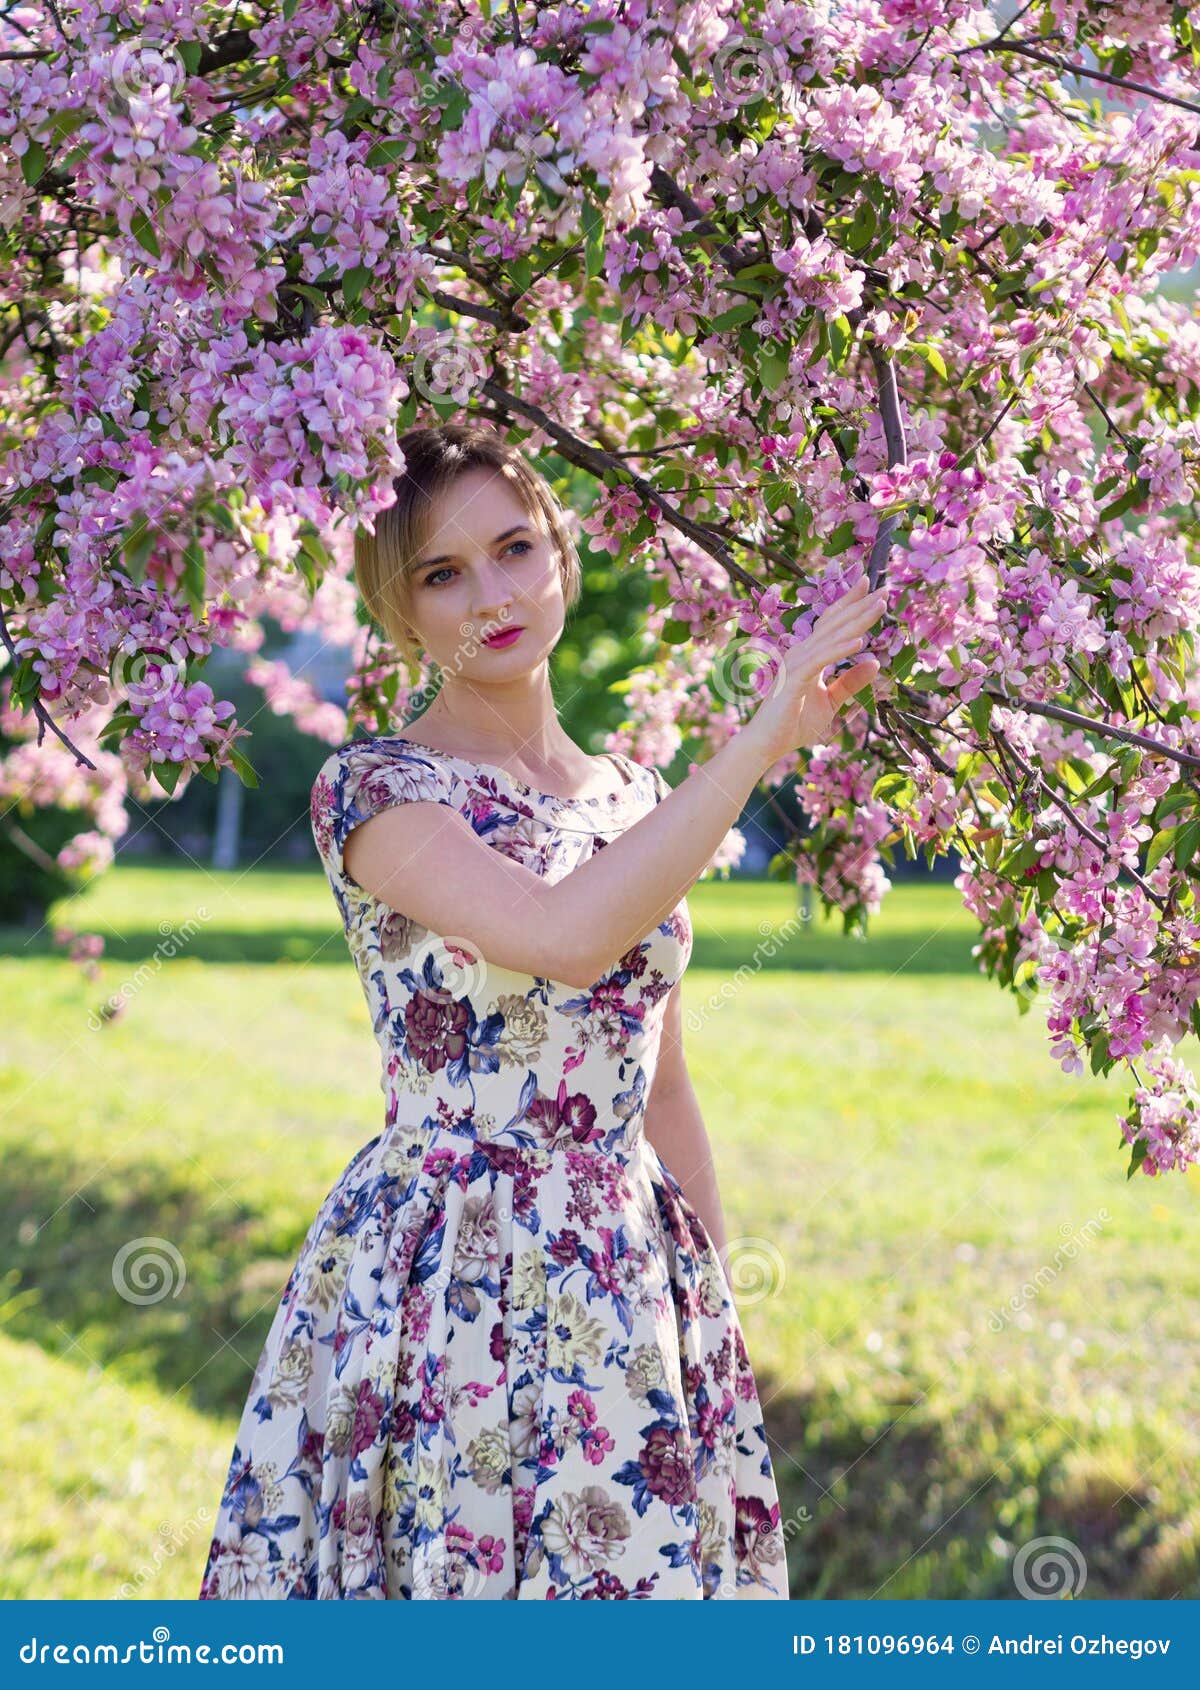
[1,0,1199,1174]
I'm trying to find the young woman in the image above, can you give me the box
[199,423,885,1600]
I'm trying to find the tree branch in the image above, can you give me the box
[963,37,1200,118]
[475,378,765,595]
[979,685,1200,774]
[0,602,97,771]
[991,723,1167,911]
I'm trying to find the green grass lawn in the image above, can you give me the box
[1,865,1197,1599]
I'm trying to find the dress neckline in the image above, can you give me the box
[378,733,647,809]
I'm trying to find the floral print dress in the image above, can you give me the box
[198,734,789,1601]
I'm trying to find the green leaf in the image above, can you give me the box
[342,265,371,306]
[967,693,993,741]
[298,528,331,570]
[20,141,47,187]
[365,137,409,169]
[228,747,260,788]
[1175,816,1200,873]
[828,314,852,368]
[1126,1136,1150,1180]
[872,771,912,804]
[582,194,605,282]
[1098,478,1150,522]
[845,200,877,253]
[38,108,91,142]
[758,347,790,393]
[122,512,157,582]
[10,656,39,706]
[1153,789,1194,826]
[130,210,161,259]
[98,706,138,740]
[917,342,947,380]
[711,300,760,333]
[660,619,692,646]
[286,282,329,312]
[1146,825,1178,872]
[825,520,858,556]
[1089,1029,1110,1074]
[182,538,205,612]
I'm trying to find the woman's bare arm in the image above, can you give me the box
[343,578,887,988]
[342,723,769,988]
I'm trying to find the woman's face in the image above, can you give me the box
[402,467,566,679]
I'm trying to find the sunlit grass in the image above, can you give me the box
[1,866,1197,1597]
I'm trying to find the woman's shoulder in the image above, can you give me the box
[309,735,462,883]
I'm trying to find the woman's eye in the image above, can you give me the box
[422,543,529,586]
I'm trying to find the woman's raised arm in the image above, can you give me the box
[344,577,887,987]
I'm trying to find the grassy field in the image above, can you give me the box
[1,864,1197,1599]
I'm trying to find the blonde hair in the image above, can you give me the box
[354,423,583,679]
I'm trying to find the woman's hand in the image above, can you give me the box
[751,576,887,761]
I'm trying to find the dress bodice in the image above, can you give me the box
[309,735,694,1159]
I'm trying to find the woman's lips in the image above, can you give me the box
[482,626,525,648]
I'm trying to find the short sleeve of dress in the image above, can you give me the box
[648,763,673,803]
[310,739,459,891]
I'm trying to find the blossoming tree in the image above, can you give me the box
[2,0,1199,1174]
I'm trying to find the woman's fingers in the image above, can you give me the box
[834,655,880,690]
[824,656,881,707]
[805,591,886,655]
[787,629,869,685]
